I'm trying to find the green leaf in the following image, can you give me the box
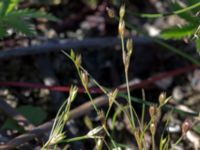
[193,123,200,135]
[5,15,34,36]
[10,9,59,21]
[0,0,58,38]
[186,0,200,14]
[5,0,20,14]
[160,24,197,40]
[196,38,200,54]
[171,1,199,23]
[0,0,10,16]
[0,23,7,39]
[1,105,47,131]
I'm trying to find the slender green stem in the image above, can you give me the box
[172,135,183,148]
[151,134,155,150]
[103,126,118,148]
[64,135,91,143]
[120,35,135,129]
[125,67,135,128]
[141,89,147,150]
[117,17,200,66]
[127,2,200,18]
[141,89,145,129]
[84,87,99,113]
[153,39,200,65]
[121,37,126,63]
[105,105,112,119]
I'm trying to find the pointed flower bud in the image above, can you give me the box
[108,88,118,107]
[98,110,106,126]
[87,126,104,138]
[149,105,157,119]
[69,85,78,102]
[159,92,166,106]
[150,123,156,135]
[81,71,88,88]
[48,133,65,145]
[70,49,75,61]
[126,38,133,57]
[119,5,125,19]
[96,138,103,150]
[75,54,82,68]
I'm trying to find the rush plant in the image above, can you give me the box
[45,4,194,150]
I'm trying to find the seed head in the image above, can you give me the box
[108,88,118,107]
[118,20,125,38]
[98,110,106,126]
[87,126,104,138]
[106,7,115,18]
[150,123,156,135]
[119,5,125,19]
[96,138,103,150]
[149,105,157,119]
[48,133,65,145]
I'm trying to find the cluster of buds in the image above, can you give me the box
[118,5,134,73]
[70,49,82,69]
[149,105,158,136]
[118,5,125,38]
[124,38,133,72]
